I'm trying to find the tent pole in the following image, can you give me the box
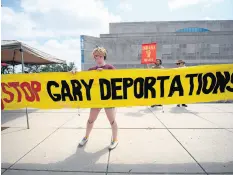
[20,47,30,129]
[26,108,30,129]
[13,50,16,74]
[20,47,25,73]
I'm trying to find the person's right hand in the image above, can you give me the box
[70,68,78,74]
[96,68,103,71]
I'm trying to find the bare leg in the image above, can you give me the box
[85,108,101,138]
[105,108,118,141]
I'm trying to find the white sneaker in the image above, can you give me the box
[109,140,118,150]
[79,137,88,146]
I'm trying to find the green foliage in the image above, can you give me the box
[24,62,75,73]
[1,65,13,74]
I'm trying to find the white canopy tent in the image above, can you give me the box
[1,40,67,129]
[1,40,66,72]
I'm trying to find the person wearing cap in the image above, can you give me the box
[151,58,164,108]
[176,59,186,68]
[71,47,118,150]
[175,60,188,107]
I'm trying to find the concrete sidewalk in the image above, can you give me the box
[1,104,233,175]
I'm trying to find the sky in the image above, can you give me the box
[1,0,233,69]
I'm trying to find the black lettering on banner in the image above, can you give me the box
[168,75,184,97]
[99,79,111,100]
[61,80,74,101]
[70,80,83,101]
[144,77,156,99]
[134,78,144,99]
[185,74,198,95]
[81,79,94,101]
[213,72,230,94]
[111,78,123,100]
[157,76,170,97]
[226,72,233,92]
[202,73,216,94]
[122,78,133,99]
[47,81,61,101]
[197,73,203,95]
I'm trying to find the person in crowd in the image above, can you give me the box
[151,58,164,108]
[71,47,118,150]
[176,59,188,107]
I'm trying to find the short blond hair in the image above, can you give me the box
[92,47,107,59]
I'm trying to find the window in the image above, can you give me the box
[187,44,195,53]
[113,64,127,69]
[188,53,195,56]
[162,45,172,54]
[135,64,144,68]
[180,44,187,48]
[176,27,210,33]
[210,44,219,54]
[173,44,179,49]
[137,53,142,60]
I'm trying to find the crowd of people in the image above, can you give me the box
[71,46,188,150]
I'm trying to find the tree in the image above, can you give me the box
[22,62,75,73]
[24,64,42,73]
[40,62,75,72]
[1,65,13,74]
[1,62,76,74]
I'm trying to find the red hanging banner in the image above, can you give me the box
[141,43,156,64]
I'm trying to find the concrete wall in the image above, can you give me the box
[82,21,233,70]
[109,20,233,33]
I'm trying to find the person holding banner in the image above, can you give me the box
[151,58,164,108]
[151,58,164,69]
[176,59,188,107]
[71,47,118,150]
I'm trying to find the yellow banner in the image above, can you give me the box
[1,64,233,110]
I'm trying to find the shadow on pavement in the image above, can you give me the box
[2,147,233,174]
[169,106,198,115]
[1,109,38,125]
[1,128,28,135]
[2,146,109,173]
[124,108,152,117]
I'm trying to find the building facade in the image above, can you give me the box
[81,20,233,70]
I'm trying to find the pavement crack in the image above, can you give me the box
[3,115,76,174]
[205,104,232,113]
[105,141,112,175]
[189,111,233,135]
[148,107,209,175]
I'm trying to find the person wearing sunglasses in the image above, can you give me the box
[71,47,118,150]
[151,58,164,108]
[175,60,188,107]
